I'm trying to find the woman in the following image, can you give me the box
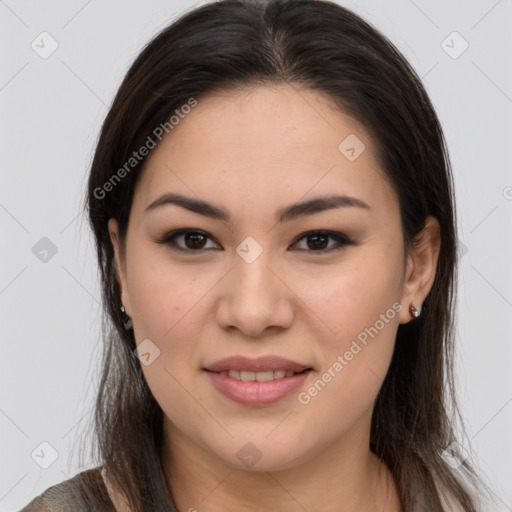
[20,0,495,510]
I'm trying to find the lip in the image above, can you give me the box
[203,355,312,373]
[205,369,313,406]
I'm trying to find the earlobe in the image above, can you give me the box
[398,216,441,324]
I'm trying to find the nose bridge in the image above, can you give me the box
[217,236,294,335]
[232,237,277,296]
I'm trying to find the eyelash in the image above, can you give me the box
[156,229,356,255]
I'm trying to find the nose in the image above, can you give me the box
[215,248,295,338]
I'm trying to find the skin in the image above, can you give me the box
[107,83,441,512]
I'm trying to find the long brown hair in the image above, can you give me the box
[79,0,494,510]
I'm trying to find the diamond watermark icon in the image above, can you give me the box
[31,441,59,469]
[457,239,468,260]
[134,338,161,366]
[32,237,58,263]
[31,31,59,59]
[236,236,263,264]
[441,31,469,59]
[236,442,263,468]
[441,441,469,469]
[338,134,366,161]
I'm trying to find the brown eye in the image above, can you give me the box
[291,230,355,253]
[306,233,330,250]
[156,229,355,255]
[182,232,208,249]
[157,229,220,252]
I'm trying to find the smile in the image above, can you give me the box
[215,369,305,381]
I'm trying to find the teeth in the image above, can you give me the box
[217,369,302,381]
[240,370,256,382]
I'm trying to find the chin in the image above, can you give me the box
[208,435,313,473]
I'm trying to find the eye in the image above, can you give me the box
[291,230,356,253]
[156,229,220,252]
[157,229,355,254]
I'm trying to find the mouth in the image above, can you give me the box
[203,355,314,405]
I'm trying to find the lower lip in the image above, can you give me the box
[205,370,312,406]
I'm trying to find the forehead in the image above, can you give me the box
[149,84,371,165]
[133,84,397,218]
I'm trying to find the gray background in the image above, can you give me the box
[1,0,511,510]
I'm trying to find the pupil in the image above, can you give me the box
[308,234,328,250]
[186,233,206,249]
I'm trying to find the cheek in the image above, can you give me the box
[126,242,214,339]
[300,319,397,443]
[297,286,399,442]
[129,272,210,377]
[127,262,211,429]
[293,249,402,419]
[125,252,210,392]
[293,247,402,342]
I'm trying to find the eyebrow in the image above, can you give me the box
[144,192,370,224]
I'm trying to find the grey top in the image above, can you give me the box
[19,466,116,512]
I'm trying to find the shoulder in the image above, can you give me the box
[19,466,115,512]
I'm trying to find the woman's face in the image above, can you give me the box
[108,84,433,472]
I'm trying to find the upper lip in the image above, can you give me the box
[204,355,312,373]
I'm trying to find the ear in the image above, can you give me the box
[108,218,131,316]
[398,215,441,324]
